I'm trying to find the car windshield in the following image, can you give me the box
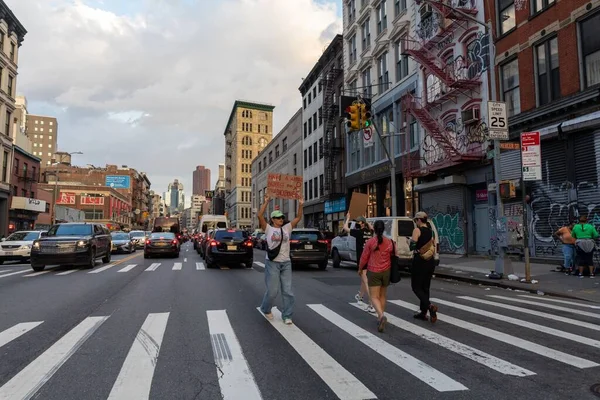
[5,231,40,241]
[214,230,246,240]
[111,233,129,240]
[130,231,145,237]
[291,231,321,241]
[47,224,93,236]
[150,232,175,239]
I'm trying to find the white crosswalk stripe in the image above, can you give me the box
[172,262,183,270]
[517,295,600,309]
[56,269,78,275]
[0,270,30,279]
[390,299,598,369]
[145,263,161,271]
[0,322,43,349]
[88,264,116,274]
[196,262,205,270]
[308,304,468,392]
[23,271,50,277]
[117,264,138,272]
[254,261,265,268]
[488,295,600,319]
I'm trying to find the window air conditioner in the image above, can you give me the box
[419,3,433,19]
[461,108,480,125]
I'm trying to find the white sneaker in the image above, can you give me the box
[354,293,363,302]
[283,318,293,325]
[366,305,376,314]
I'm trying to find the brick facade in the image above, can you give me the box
[8,146,42,233]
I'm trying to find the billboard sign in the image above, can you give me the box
[105,175,131,189]
[57,192,76,205]
[80,196,105,205]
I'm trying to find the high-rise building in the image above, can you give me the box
[192,165,211,196]
[26,114,58,167]
[224,100,274,229]
[14,95,31,152]
[167,179,184,215]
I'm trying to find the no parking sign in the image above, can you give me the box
[363,127,374,148]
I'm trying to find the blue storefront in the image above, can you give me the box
[324,197,347,234]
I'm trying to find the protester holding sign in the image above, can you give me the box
[257,191,304,325]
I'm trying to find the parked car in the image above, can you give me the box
[129,230,146,249]
[111,231,135,254]
[30,223,112,271]
[204,229,253,269]
[320,231,335,256]
[0,230,47,264]
[253,232,265,248]
[144,232,180,258]
[289,229,328,270]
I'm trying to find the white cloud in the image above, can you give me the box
[8,0,341,199]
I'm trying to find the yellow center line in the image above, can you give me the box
[110,251,143,267]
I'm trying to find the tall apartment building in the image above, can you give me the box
[224,100,275,229]
[0,0,26,237]
[192,165,211,196]
[299,34,345,231]
[211,163,226,215]
[26,114,58,167]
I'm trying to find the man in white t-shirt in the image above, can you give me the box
[257,192,303,325]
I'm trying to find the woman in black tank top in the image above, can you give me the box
[410,212,438,323]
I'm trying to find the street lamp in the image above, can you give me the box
[47,151,83,224]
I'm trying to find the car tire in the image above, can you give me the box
[84,248,96,269]
[102,249,111,264]
[31,265,45,272]
[331,249,341,268]
[318,261,328,270]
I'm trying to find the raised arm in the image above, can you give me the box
[257,193,270,231]
[342,212,351,233]
[291,198,304,228]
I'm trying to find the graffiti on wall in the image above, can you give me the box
[422,116,487,166]
[423,205,466,254]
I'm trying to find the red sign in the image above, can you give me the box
[80,196,105,205]
[521,131,540,147]
[476,190,488,201]
[56,192,76,205]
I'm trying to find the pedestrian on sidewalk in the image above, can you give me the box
[554,221,576,274]
[359,220,394,332]
[571,215,599,278]
[257,192,304,325]
[410,211,438,323]
[343,212,376,313]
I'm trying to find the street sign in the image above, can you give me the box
[521,131,542,181]
[487,101,509,140]
[205,190,214,199]
[363,127,374,148]
[500,142,520,150]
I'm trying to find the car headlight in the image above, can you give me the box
[76,240,88,247]
[21,244,32,249]
[32,241,40,249]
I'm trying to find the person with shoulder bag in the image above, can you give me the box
[571,215,599,278]
[257,192,304,325]
[410,211,438,323]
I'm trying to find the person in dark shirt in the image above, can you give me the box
[343,212,375,313]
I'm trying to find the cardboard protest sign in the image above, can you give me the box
[348,192,368,218]
[267,173,303,200]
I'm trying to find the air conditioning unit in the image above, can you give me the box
[419,3,433,19]
[461,108,480,125]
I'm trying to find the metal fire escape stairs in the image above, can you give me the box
[321,67,343,198]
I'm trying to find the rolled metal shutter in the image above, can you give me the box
[574,131,600,228]
[500,150,522,181]
[420,186,467,255]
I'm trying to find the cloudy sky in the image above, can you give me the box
[9,0,342,202]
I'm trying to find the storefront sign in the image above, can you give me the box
[57,192,76,205]
[521,131,542,181]
[267,173,303,199]
[10,197,47,213]
[324,197,346,214]
[80,195,105,205]
[475,190,488,202]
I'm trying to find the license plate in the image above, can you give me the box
[227,245,237,251]
[4,251,13,256]
[157,243,168,247]
[305,245,313,250]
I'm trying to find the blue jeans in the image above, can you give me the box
[563,244,575,270]
[260,259,294,320]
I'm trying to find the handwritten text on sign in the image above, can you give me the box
[267,174,303,200]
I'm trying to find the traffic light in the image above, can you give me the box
[346,104,360,131]
[361,103,372,128]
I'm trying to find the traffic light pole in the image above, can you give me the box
[369,121,398,218]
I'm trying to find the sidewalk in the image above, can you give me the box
[434,255,600,302]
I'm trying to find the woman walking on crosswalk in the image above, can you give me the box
[410,211,438,323]
[359,220,394,332]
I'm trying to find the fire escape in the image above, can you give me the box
[321,66,343,198]
[402,0,484,179]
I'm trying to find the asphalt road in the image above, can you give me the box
[0,242,599,400]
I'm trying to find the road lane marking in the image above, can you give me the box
[440,297,600,350]
[390,300,598,369]
[118,264,137,272]
[254,262,265,268]
[184,258,187,262]
[23,271,51,277]
[145,263,161,271]
[517,295,600,309]
[0,322,43,349]
[56,269,78,276]
[261,307,377,399]
[196,262,205,270]
[88,264,116,274]
[173,262,183,270]
[0,316,108,399]
[107,313,169,399]
[349,302,534,377]
[0,270,29,279]
[308,304,467,392]
[487,295,600,319]
[208,310,263,400]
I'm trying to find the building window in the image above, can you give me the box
[362,67,372,98]
[581,12,600,88]
[319,174,324,196]
[308,117,312,134]
[378,52,389,93]
[2,151,7,182]
[9,42,14,62]
[313,178,318,199]
[294,153,297,165]
[308,93,312,104]
[282,137,288,152]
[303,98,307,109]
[309,145,313,165]
[410,121,418,149]
[313,113,317,130]
[532,0,554,14]
[376,0,387,35]
[313,144,318,163]
[348,34,357,64]
[5,111,10,136]
[318,107,323,126]
[500,59,521,116]
[304,149,307,168]
[304,122,308,138]
[269,151,273,163]
[348,0,356,24]
[396,39,409,82]
[7,75,13,97]
[536,37,560,106]
[309,180,313,199]
[498,0,515,35]
[258,161,262,171]
[361,18,371,51]
[275,145,280,157]
[0,32,3,52]
[395,0,406,17]
[319,138,323,159]
[313,87,317,99]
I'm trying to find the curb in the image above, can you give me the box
[433,270,595,302]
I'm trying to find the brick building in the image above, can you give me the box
[489,0,600,260]
[8,146,46,233]
[192,165,211,196]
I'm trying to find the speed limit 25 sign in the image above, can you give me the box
[487,101,509,140]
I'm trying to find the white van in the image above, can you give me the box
[197,215,229,235]
[330,216,440,270]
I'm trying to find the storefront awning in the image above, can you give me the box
[10,197,47,213]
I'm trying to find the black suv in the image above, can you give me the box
[290,229,328,270]
[205,229,253,268]
[30,223,112,271]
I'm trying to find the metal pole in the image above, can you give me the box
[521,178,531,281]
[51,177,57,225]
[369,122,397,217]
